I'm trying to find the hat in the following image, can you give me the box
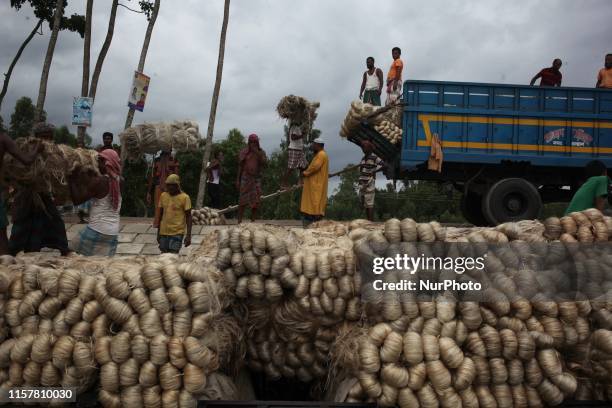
[248,134,259,142]
[165,174,180,185]
[313,138,325,145]
[32,122,55,134]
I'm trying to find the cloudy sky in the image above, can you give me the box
[1,0,611,191]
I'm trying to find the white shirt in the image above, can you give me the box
[88,187,122,236]
[365,69,381,90]
[288,125,304,150]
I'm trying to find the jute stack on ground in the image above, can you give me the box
[331,210,612,406]
[0,260,107,399]
[3,138,99,204]
[215,225,363,383]
[120,120,201,161]
[192,207,226,226]
[94,254,243,407]
[276,95,320,138]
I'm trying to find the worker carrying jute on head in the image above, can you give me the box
[300,138,328,227]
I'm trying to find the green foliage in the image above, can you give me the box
[121,157,149,217]
[213,129,246,210]
[326,166,362,220]
[138,0,156,20]
[52,125,92,148]
[9,96,45,139]
[10,0,85,37]
[175,149,203,204]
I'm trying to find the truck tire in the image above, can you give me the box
[482,178,542,225]
[461,191,488,226]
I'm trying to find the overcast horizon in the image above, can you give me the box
[1,0,611,192]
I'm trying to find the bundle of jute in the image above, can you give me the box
[276,95,320,138]
[339,100,382,139]
[192,207,226,226]
[373,120,402,145]
[120,120,201,160]
[96,313,242,408]
[544,208,612,243]
[3,139,100,204]
[308,220,349,237]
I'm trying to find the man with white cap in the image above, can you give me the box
[300,138,328,227]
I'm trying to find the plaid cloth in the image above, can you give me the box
[75,226,118,257]
[239,174,262,209]
[359,187,376,209]
[9,191,69,255]
[287,148,307,170]
[159,234,183,254]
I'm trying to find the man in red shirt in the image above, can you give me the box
[530,59,562,87]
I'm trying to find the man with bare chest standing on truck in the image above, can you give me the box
[0,131,42,255]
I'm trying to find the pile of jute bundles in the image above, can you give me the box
[276,95,320,138]
[0,252,245,407]
[120,120,201,161]
[215,225,363,384]
[328,209,612,407]
[192,207,227,226]
[339,101,403,145]
[0,254,131,403]
[3,138,99,204]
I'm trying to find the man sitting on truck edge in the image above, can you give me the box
[565,160,611,215]
[360,57,384,106]
[386,47,404,106]
[530,59,563,87]
[358,139,385,221]
[596,54,612,89]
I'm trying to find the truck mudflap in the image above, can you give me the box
[347,122,401,179]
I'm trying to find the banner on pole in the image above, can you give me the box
[127,71,151,112]
[72,97,93,127]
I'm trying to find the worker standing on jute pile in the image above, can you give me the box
[281,121,308,189]
[157,174,192,253]
[360,57,384,106]
[0,131,42,255]
[386,47,404,106]
[146,149,179,228]
[69,149,122,256]
[9,123,71,256]
[565,160,611,214]
[358,139,385,221]
[237,134,267,224]
[300,138,328,227]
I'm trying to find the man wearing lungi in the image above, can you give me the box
[237,134,267,224]
[281,122,307,189]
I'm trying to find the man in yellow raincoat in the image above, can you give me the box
[300,138,329,227]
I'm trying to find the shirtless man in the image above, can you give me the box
[237,134,267,223]
[0,131,42,255]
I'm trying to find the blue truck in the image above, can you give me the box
[349,80,612,226]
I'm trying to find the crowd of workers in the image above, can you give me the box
[0,50,610,259]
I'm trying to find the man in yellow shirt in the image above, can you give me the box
[596,53,612,89]
[157,174,192,253]
[300,138,329,227]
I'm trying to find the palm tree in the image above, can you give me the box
[124,0,161,130]
[35,0,64,121]
[196,0,231,209]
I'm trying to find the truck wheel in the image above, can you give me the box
[461,191,488,226]
[482,178,542,225]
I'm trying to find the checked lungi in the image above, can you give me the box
[287,148,307,170]
[239,174,262,209]
[74,226,118,257]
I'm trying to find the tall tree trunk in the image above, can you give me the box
[124,0,161,130]
[0,19,43,112]
[35,0,64,122]
[77,0,94,145]
[88,0,119,100]
[196,0,231,209]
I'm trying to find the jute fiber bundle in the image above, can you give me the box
[373,120,402,145]
[3,139,100,204]
[192,207,226,226]
[120,120,201,160]
[276,95,320,138]
[339,100,382,139]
